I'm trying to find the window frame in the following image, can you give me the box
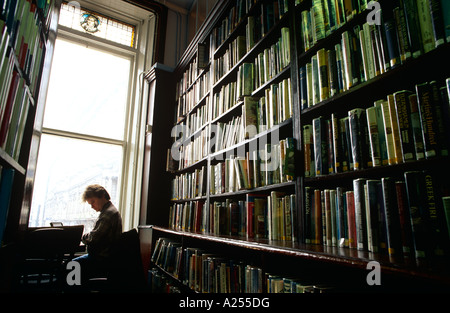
[31,2,154,231]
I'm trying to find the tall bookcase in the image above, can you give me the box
[0,0,60,289]
[140,0,450,293]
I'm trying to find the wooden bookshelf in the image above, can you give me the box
[141,0,450,293]
[0,0,61,245]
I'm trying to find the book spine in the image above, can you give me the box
[408,93,426,160]
[395,181,414,258]
[365,180,380,253]
[443,196,450,241]
[402,0,423,57]
[380,100,396,165]
[331,113,342,173]
[353,178,367,250]
[441,0,450,42]
[336,186,347,247]
[313,189,326,244]
[394,90,415,162]
[366,106,381,167]
[313,116,328,176]
[404,171,428,259]
[416,0,435,53]
[346,190,357,249]
[305,186,312,244]
[388,94,404,164]
[415,82,439,158]
[317,48,329,102]
[303,124,313,177]
[382,177,402,259]
[428,0,446,47]
[348,108,369,170]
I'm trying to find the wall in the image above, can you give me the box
[161,0,218,68]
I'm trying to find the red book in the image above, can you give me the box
[346,191,357,249]
[314,189,322,244]
[0,71,20,147]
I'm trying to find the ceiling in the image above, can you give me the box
[154,0,196,14]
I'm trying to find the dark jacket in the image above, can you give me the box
[82,201,122,259]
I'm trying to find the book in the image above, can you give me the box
[317,48,329,102]
[312,116,327,176]
[404,171,430,259]
[407,93,426,160]
[303,124,314,177]
[443,196,450,241]
[365,180,381,253]
[348,108,369,170]
[366,106,381,167]
[416,0,435,53]
[415,82,441,158]
[387,94,403,164]
[380,99,396,165]
[381,177,402,259]
[394,90,415,162]
[243,97,259,139]
[402,0,423,58]
[353,178,367,251]
[428,0,446,47]
[395,180,414,258]
[246,193,267,239]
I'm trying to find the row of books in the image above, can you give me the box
[0,31,32,162]
[212,0,289,51]
[214,26,290,85]
[304,79,450,177]
[173,126,210,170]
[299,0,450,109]
[304,171,450,260]
[169,190,297,243]
[251,27,290,90]
[3,0,45,96]
[212,75,291,129]
[210,139,295,194]
[171,90,293,171]
[0,167,15,244]
[175,69,210,123]
[300,0,380,51]
[170,166,207,200]
[300,0,449,55]
[175,53,202,103]
[177,97,210,140]
[1,70,30,160]
[212,79,292,153]
[299,0,373,53]
[151,237,334,293]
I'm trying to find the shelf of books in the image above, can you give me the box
[0,0,56,245]
[145,0,450,292]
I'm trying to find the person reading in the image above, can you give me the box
[73,184,122,284]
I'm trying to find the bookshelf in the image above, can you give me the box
[0,0,60,245]
[140,0,450,293]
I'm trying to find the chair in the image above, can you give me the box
[87,228,145,293]
[16,225,84,292]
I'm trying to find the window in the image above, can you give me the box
[28,1,155,233]
[59,2,136,47]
